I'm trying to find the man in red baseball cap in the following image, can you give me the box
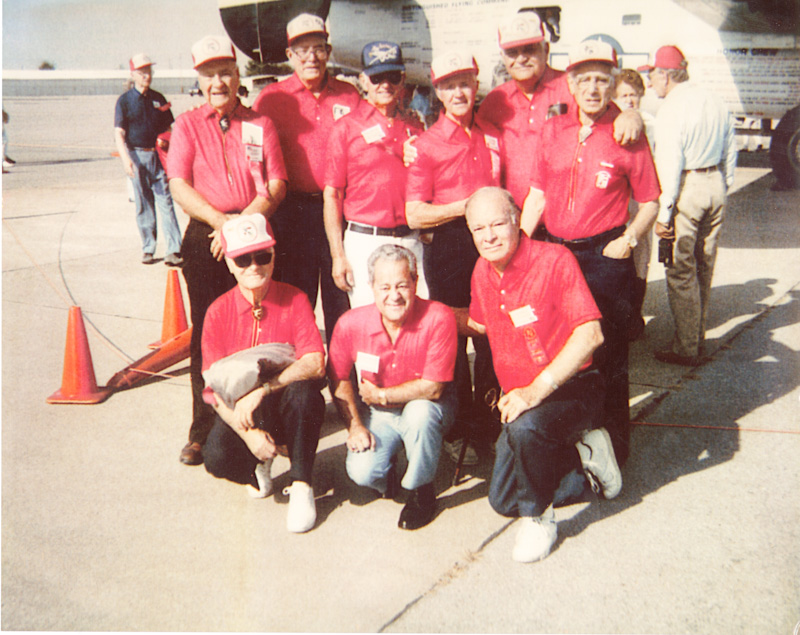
[168,35,288,467]
[641,45,737,367]
[201,214,325,533]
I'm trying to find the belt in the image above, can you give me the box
[289,191,323,199]
[346,221,413,238]
[133,147,156,152]
[544,225,626,250]
[684,165,718,174]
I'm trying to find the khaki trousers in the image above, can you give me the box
[666,170,727,357]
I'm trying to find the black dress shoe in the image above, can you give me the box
[179,441,203,466]
[653,349,706,367]
[398,483,436,530]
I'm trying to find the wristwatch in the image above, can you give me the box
[624,232,638,249]
[379,389,388,406]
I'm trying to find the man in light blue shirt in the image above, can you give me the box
[642,46,736,366]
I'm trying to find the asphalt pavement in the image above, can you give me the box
[2,94,799,634]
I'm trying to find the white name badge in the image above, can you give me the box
[356,351,380,374]
[332,104,351,121]
[484,134,500,152]
[241,122,263,147]
[509,305,538,327]
[245,144,263,162]
[361,124,386,144]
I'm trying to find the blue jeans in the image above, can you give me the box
[489,369,603,518]
[130,148,182,255]
[346,386,456,492]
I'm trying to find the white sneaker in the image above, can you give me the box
[576,428,622,500]
[284,481,316,533]
[246,458,274,499]
[512,506,557,563]
[443,438,479,466]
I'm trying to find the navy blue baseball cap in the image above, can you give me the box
[361,41,405,76]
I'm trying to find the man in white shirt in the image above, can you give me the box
[642,46,737,366]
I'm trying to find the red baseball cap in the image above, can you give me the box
[430,50,479,85]
[638,45,687,72]
[221,215,276,259]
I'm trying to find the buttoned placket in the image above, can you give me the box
[567,130,588,216]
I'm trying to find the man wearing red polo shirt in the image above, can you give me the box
[405,50,502,459]
[479,11,642,209]
[328,245,457,530]
[168,35,287,467]
[323,41,427,308]
[465,186,621,563]
[253,13,361,342]
[521,40,661,466]
[201,214,325,533]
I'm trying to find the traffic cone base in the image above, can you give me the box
[149,269,188,349]
[47,306,112,405]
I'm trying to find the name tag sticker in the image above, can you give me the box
[509,305,537,327]
[356,351,380,374]
[361,124,386,144]
[245,144,263,162]
[484,134,500,152]
[241,122,264,146]
[333,104,351,121]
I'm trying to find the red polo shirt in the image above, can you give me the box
[479,67,573,208]
[325,100,423,228]
[168,102,286,214]
[530,104,661,241]
[469,236,601,393]
[201,280,324,404]
[328,298,457,387]
[253,73,361,193]
[406,111,502,205]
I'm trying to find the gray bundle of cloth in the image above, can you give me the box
[202,343,296,409]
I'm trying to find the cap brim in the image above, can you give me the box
[224,238,276,259]
[636,64,654,72]
[499,34,545,49]
[287,31,327,45]
[363,63,405,76]
[431,67,478,85]
[566,57,616,72]
[194,55,236,70]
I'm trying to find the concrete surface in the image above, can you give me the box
[2,95,799,633]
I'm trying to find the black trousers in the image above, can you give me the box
[182,219,237,445]
[270,192,350,345]
[547,229,634,466]
[203,379,325,486]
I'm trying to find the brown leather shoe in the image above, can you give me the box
[179,442,203,466]
[653,349,706,367]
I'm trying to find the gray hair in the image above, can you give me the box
[465,186,520,226]
[568,63,619,84]
[367,244,418,285]
[665,67,689,83]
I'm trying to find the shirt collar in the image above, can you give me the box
[201,100,244,122]
[288,71,331,95]
[437,111,479,142]
[232,283,275,316]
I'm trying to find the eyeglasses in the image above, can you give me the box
[232,250,273,268]
[290,44,329,61]
[368,71,403,86]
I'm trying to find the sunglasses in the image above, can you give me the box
[233,250,273,268]
[368,71,403,85]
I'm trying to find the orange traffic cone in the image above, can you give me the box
[149,269,188,349]
[108,327,192,390]
[47,306,112,404]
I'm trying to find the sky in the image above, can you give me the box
[3,0,227,70]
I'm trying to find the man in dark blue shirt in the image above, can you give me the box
[114,53,183,266]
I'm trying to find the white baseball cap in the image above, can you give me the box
[191,35,237,69]
[497,12,545,50]
[129,53,153,71]
[286,13,327,45]
[566,39,618,72]
[221,215,276,259]
[430,50,479,85]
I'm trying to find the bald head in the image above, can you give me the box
[465,187,521,273]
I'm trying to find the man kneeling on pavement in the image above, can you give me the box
[328,245,458,530]
[200,214,325,533]
[464,187,622,562]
